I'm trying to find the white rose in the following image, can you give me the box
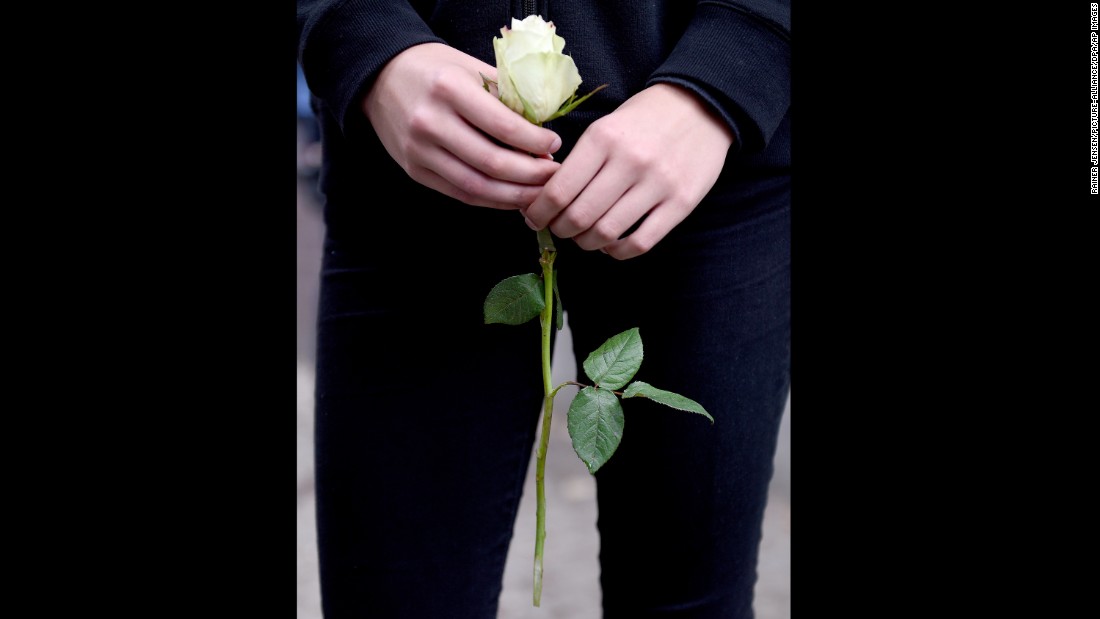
[493,15,583,124]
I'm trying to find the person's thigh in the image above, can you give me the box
[560,185,791,618]
[313,208,547,619]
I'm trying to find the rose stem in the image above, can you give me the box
[533,238,556,607]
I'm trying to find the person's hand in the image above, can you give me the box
[522,83,735,259]
[363,42,563,210]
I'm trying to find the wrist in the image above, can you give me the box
[647,82,735,149]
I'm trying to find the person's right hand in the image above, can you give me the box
[363,42,563,210]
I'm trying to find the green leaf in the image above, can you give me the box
[479,72,496,93]
[553,270,563,331]
[545,83,609,121]
[582,327,643,390]
[483,273,545,325]
[623,381,714,423]
[567,386,625,474]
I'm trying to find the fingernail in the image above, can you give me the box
[549,135,562,153]
[599,248,608,254]
[524,216,539,231]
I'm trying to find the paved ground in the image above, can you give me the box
[296,149,790,618]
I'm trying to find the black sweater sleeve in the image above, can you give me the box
[646,0,790,154]
[297,0,445,135]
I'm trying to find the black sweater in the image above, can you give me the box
[297,1,790,232]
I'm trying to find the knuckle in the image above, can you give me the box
[513,186,538,208]
[624,146,657,170]
[574,235,599,251]
[560,209,590,233]
[549,220,571,238]
[592,220,619,243]
[668,191,696,214]
[406,107,434,137]
[623,235,654,257]
[542,180,571,210]
[589,119,616,145]
[457,174,485,198]
[560,211,584,231]
[478,151,504,176]
[425,67,455,98]
[657,160,684,190]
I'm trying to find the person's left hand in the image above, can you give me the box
[521,83,735,260]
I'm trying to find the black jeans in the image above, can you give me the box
[313,176,790,618]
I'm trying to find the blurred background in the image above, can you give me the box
[296,65,790,619]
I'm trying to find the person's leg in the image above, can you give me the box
[313,208,547,618]
[560,181,790,618]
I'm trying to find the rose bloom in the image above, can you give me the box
[493,15,583,124]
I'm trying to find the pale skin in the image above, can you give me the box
[364,42,735,259]
[363,42,562,210]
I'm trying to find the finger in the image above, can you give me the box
[546,159,636,240]
[437,119,561,185]
[416,147,544,208]
[602,202,690,259]
[422,142,547,205]
[453,86,563,155]
[524,144,607,229]
[569,185,657,251]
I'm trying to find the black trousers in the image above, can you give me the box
[313,173,790,618]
